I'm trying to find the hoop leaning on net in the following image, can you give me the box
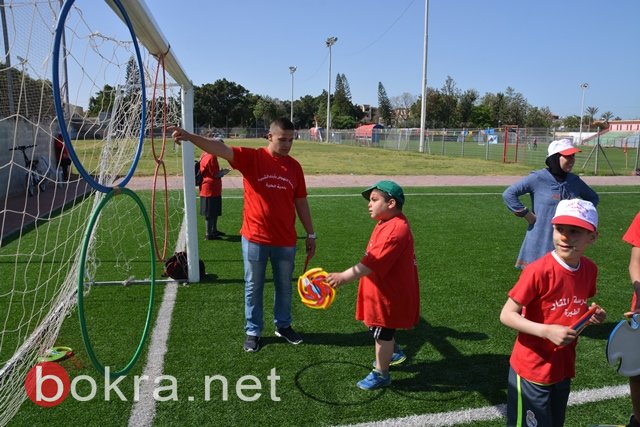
[150,55,170,261]
[52,0,146,193]
[77,187,156,377]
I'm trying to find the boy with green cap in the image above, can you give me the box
[326,180,420,390]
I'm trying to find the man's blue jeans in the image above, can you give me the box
[242,237,296,337]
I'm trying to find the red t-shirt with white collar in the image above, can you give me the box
[623,212,640,309]
[508,251,597,384]
[231,146,307,246]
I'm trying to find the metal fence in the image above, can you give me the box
[295,127,640,176]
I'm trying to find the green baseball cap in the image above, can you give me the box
[361,180,405,207]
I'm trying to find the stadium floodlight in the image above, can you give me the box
[289,66,297,123]
[325,36,337,142]
[579,82,589,144]
[419,0,429,153]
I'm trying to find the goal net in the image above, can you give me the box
[0,0,195,424]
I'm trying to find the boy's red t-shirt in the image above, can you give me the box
[622,211,640,309]
[356,213,420,329]
[508,252,597,384]
[231,146,307,246]
[199,152,222,197]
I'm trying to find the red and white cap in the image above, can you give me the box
[552,199,598,232]
[547,138,581,157]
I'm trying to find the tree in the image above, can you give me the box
[253,96,282,128]
[377,82,393,126]
[253,96,288,128]
[295,95,322,129]
[88,84,116,116]
[601,111,614,123]
[331,74,359,128]
[193,79,252,129]
[391,92,418,126]
[457,89,478,127]
[585,106,599,131]
[525,106,552,128]
[562,115,581,130]
[125,57,141,94]
[438,76,460,127]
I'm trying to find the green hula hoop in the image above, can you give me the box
[77,187,155,378]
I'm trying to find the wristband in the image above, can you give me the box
[307,233,317,239]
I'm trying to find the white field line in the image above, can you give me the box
[219,190,640,200]
[337,384,629,427]
[127,281,178,427]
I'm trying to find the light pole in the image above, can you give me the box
[578,82,588,144]
[289,66,297,123]
[419,0,429,153]
[325,36,337,142]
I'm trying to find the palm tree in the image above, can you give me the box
[601,111,614,124]
[585,106,599,131]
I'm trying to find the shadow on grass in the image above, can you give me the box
[293,317,509,407]
[579,320,624,341]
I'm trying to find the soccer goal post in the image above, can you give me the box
[0,0,197,424]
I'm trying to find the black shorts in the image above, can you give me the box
[368,326,395,341]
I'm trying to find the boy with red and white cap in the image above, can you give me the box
[500,198,607,426]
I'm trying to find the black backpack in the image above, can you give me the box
[194,160,202,186]
[163,251,205,281]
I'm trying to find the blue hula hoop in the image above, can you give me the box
[52,0,146,193]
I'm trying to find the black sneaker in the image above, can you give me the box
[275,326,303,345]
[243,335,260,352]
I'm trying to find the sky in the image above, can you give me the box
[90,0,640,119]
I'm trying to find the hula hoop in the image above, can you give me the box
[149,55,170,261]
[77,187,155,377]
[151,161,169,261]
[52,0,146,193]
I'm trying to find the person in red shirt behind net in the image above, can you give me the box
[198,149,227,240]
[171,118,316,353]
[326,180,420,391]
[53,132,71,181]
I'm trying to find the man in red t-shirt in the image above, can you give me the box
[171,118,316,352]
[500,199,606,426]
[327,180,420,390]
[622,212,640,427]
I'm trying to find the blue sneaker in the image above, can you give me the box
[372,349,407,368]
[357,370,391,390]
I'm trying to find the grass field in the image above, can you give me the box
[68,136,639,177]
[6,182,640,426]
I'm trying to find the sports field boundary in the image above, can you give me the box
[337,385,629,426]
[127,281,178,427]
[126,174,640,191]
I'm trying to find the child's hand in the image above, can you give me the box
[588,303,606,324]
[623,308,640,318]
[326,272,346,288]
[544,324,577,346]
